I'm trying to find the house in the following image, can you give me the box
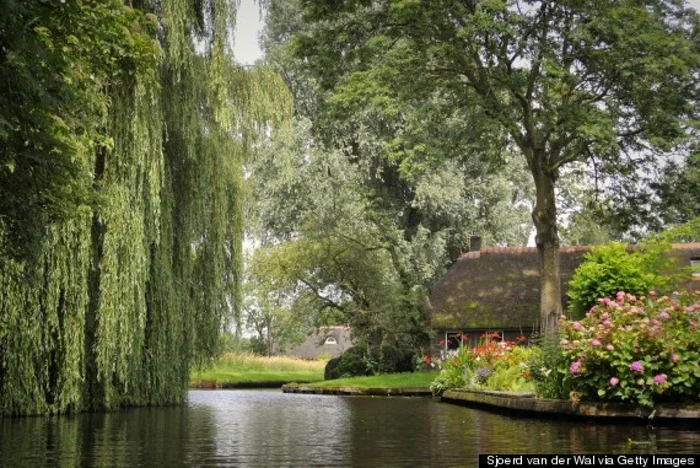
[427,237,700,351]
[282,326,352,359]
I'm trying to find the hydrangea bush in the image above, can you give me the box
[557,291,700,407]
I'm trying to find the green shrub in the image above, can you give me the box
[373,344,415,374]
[483,365,533,392]
[557,291,700,407]
[566,241,675,317]
[528,337,571,399]
[324,357,342,380]
[324,347,371,380]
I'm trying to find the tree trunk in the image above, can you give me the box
[531,165,562,336]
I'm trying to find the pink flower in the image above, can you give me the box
[609,377,620,387]
[591,339,601,347]
[603,320,613,328]
[649,290,657,296]
[573,321,584,331]
[658,311,670,320]
[653,374,667,385]
[606,344,614,351]
[629,361,644,372]
[672,354,680,363]
[652,318,660,325]
[569,360,582,375]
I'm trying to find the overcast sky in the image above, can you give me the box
[233,0,264,65]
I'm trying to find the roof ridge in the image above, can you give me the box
[458,242,700,260]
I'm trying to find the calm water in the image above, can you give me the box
[1,390,699,467]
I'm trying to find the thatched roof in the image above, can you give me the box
[428,243,700,331]
[283,326,352,359]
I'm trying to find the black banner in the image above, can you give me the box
[479,454,699,468]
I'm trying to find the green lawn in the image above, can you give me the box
[191,353,326,385]
[309,371,437,389]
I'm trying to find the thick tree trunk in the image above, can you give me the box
[532,166,562,336]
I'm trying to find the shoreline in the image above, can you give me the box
[441,388,700,423]
[281,383,432,396]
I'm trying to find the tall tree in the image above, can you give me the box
[293,0,700,333]
[0,0,288,416]
[248,0,534,359]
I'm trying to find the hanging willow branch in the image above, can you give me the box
[0,0,290,416]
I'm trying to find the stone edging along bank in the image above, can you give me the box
[441,389,700,422]
[191,380,302,389]
[281,384,432,397]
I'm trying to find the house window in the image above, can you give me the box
[444,331,467,350]
[692,259,700,278]
[324,337,338,345]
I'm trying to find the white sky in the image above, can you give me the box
[233,0,265,65]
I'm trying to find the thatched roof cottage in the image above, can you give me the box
[427,239,700,350]
[282,326,352,359]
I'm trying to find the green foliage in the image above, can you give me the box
[657,216,700,243]
[248,0,535,356]
[324,347,371,380]
[244,248,313,356]
[528,338,572,400]
[0,1,290,416]
[566,241,679,317]
[430,335,534,395]
[0,0,159,255]
[429,362,468,397]
[370,344,416,375]
[291,0,700,332]
[482,365,533,393]
[557,292,700,407]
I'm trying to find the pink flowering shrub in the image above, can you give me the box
[558,291,700,407]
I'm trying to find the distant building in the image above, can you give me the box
[282,326,352,359]
[427,238,700,351]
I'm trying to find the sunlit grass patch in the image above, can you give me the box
[191,352,327,384]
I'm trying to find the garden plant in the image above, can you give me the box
[550,291,700,407]
[431,333,535,395]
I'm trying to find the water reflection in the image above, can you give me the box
[1,390,699,467]
[196,389,351,466]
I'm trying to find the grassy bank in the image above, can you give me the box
[309,372,437,389]
[191,353,326,386]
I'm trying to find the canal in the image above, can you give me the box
[1,390,698,467]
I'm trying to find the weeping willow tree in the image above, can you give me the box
[0,0,289,415]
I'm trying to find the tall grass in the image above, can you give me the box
[191,352,327,385]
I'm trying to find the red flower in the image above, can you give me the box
[439,339,445,346]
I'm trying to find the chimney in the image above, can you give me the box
[469,235,482,252]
